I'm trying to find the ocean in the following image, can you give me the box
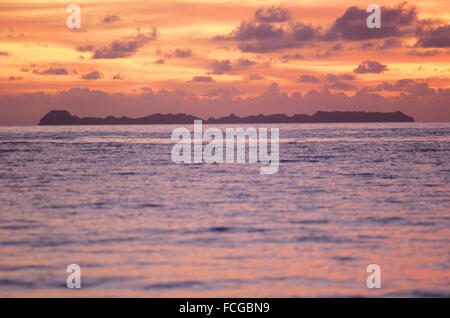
[0,122,449,297]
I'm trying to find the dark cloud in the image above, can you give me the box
[378,38,402,50]
[293,23,321,41]
[174,48,192,58]
[213,3,433,54]
[140,87,154,93]
[327,73,357,81]
[311,43,343,59]
[234,23,321,53]
[361,41,375,49]
[371,79,435,96]
[157,48,192,59]
[153,59,165,64]
[0,51,10,57]
[76,45,95,52]
[248,74,264,80]
[340,73,357,80]
[33,67,69,75]
[8,76,23,81]
[327,81,355,91]
[220,21,284,41]
[409,49,443,56]
[331,43,343,51]
[213,7,320,53]
[208,58,255,75]
[204,87,240,99]
[235,58,255,69]
[254,6,290,23]
[102,15,120,24]
[81,71,103,80]
[112,73,124,80]
[281,53,304,61]
[325,74,355,90]
[190,76,215,83]
[353,60,388,74]
[311,50,331,59]
[326,74,339,82]
[415,24,450,48]
[7,29,30,40]
[237,39,293,53]
[209,60,232,75]
[297,75,319,83]
[325,3,419,41]
[93,29,156,59]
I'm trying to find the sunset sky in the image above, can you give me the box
[0,0,449,124]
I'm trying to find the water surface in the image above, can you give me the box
[0,122,449,297]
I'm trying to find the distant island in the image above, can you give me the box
[38,110,414,125]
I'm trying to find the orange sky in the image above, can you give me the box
[0,0,449,124]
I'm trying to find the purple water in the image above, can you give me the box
[0,122,449,297]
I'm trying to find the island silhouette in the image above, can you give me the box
[39,110,414,125]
